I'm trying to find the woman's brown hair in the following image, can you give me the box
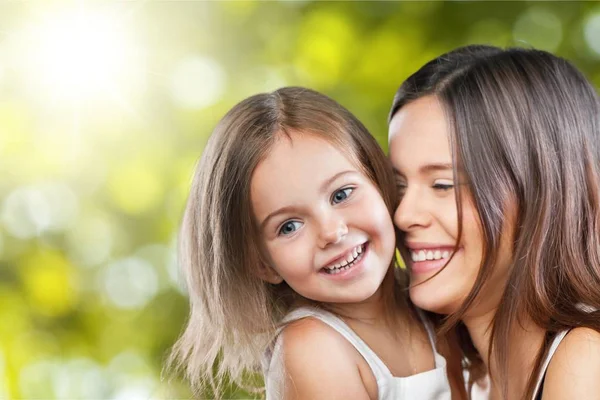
[390,45,600,399]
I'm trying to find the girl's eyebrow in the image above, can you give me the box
[318,170,356,193]
[260,205,299,232]
[259,170,357,231]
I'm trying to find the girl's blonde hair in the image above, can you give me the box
[168,87,405,397]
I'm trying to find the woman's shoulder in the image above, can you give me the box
[542,327,600,399]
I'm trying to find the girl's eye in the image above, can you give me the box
[332,187,354,204]
[278,221,303,236]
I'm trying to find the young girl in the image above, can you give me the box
[388,45,600,399]
[169,87,459,399]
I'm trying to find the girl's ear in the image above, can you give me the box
[256,263,284,284]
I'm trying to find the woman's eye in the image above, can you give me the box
[397,183,407,196]
[432,180,454,191]
[278,221,303,236]
[332,187,354,204]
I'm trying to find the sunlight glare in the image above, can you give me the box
[24,8,142,101]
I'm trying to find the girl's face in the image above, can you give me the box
[251,132,396,305]
[388,96,511,316]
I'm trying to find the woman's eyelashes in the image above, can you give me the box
[396,183,407,197]
[432,179,454,191]
[395,175,407,196]
[394,176,454,196]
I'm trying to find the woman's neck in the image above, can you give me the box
[463,310,545,399]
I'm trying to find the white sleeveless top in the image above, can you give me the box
[262,307,452,400]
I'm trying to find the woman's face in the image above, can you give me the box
[388,96,511,317]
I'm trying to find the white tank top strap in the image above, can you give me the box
[415,309,446,369]
[531,329,571,399]
[281,307,393,381]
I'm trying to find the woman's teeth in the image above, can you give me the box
[324,244,364,274]
[410,249,450,262]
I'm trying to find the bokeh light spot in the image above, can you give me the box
[1,182,79,239]
[513,7,562,52]
[102,257,158,309]
[19,359,58,399]
[67,215,113,268]
[54,358,110,399]
[584,13,600,56]
[295,9,356,87]
[21,249,77,316]
[106,160,164,215]
[170,55,226,109]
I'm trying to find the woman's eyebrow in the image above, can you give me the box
[419,163,453,174]
[393,163,453,176]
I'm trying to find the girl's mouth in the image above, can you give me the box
[322,242,367,275]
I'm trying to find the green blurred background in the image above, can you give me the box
[0,1,599,398]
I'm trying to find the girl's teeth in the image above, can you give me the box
[434,250,441,260]
[325,244,366,273]
[418,250,426,261]
[426,250,434,260]
[442,251,449,258]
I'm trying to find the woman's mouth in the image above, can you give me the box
[410,248,451,262]
[408,246,459,275]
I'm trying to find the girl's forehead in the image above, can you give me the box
[250,132,377,215]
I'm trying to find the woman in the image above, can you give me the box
[388,45,600,399]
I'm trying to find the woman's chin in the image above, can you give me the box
[409,283,461,315]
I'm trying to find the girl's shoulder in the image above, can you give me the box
[276,316,375,399]
[542,327,600,399]
[280,316,362,364]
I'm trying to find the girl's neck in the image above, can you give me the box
[463,310,545,399]
[329,286,389,323]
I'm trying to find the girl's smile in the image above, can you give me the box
[320,242,369,280]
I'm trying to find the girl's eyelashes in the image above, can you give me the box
[278,220,303,236]
[331,187,354,204]
[275,186,355,236]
